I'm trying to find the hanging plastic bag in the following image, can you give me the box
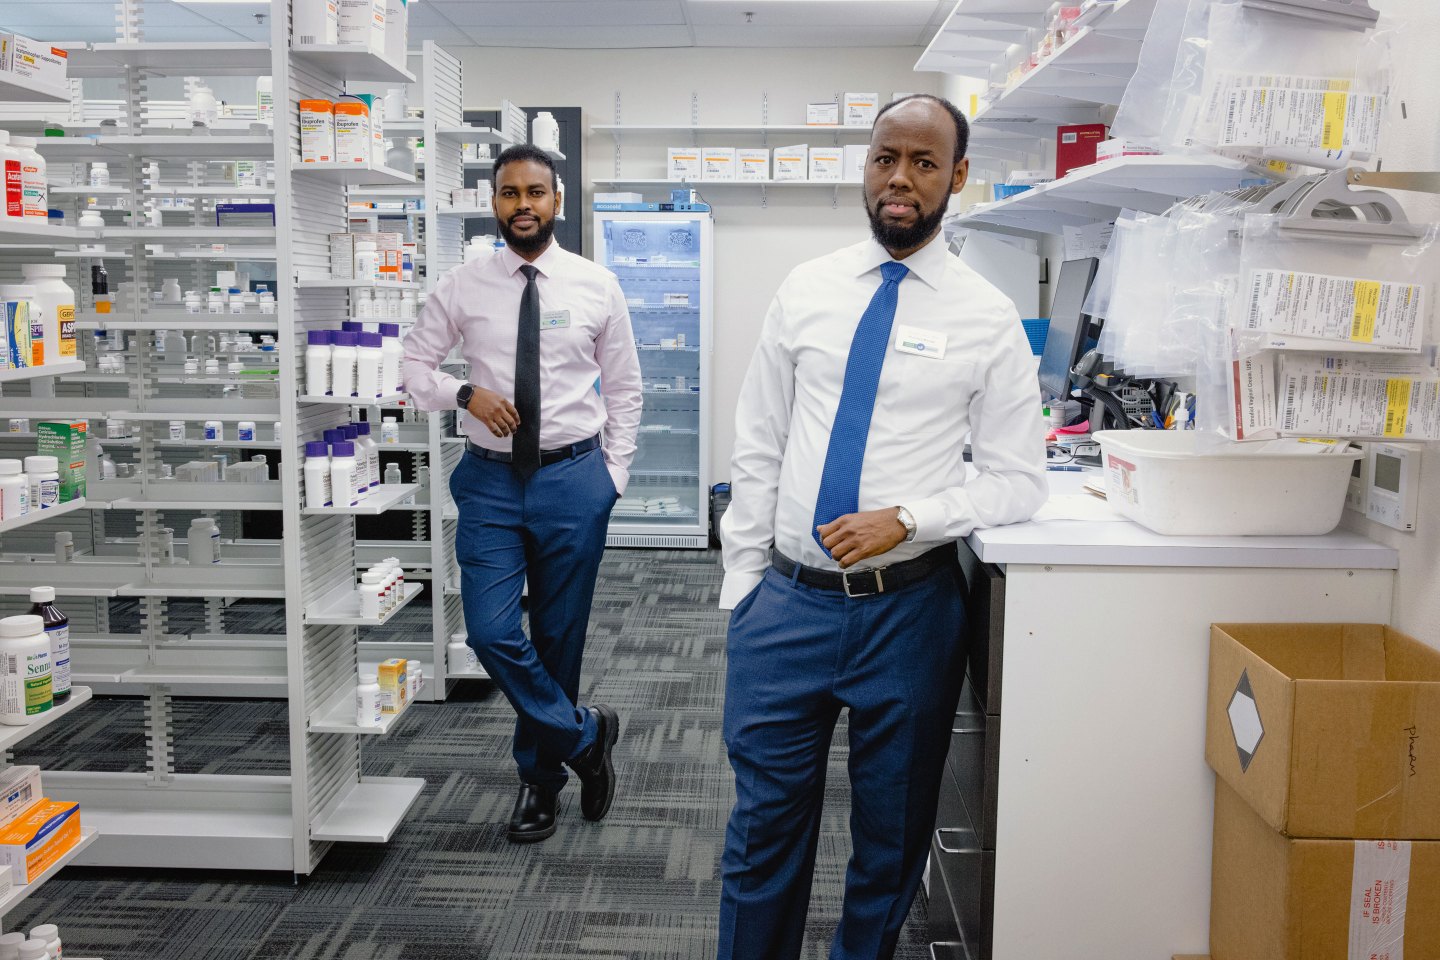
[1110,0,1194,147]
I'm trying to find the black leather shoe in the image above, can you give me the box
[507,782,558,843]
[566,704,621,822]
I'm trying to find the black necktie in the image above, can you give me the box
[513,264,542,481]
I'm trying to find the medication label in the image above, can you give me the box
[1277,355,1440,441]
[1242,269,1424,351]
[1207,73,1384,157]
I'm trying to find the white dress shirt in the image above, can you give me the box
[402,241,644,493]
[719,233,1048,609]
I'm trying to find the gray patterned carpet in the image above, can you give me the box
[10,550,931,959]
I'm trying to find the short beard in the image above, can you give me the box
[498,213,556,255]
[864,192,950,254]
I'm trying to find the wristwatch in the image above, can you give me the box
[455,382,475,410]
[896,506,918,543]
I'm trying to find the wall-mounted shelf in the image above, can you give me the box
[297,392,409,406]
[302,483,422,515]
[309,777,425,842]
[36,136,275,159]
[434,125,511,145]
[0,220,100,244]
[65,41,271,77]
[0,828,99,918]
[309,684,427,736]
[594,178,862,188]
[0,360,87,384]
[292,162,416,186]
[73,314,279,331]
[0,687,95,753]
[0,72,69,103]
[288,44,414,83]
[306,581,424,626]
[295,278,419,290]
[591,124,874,136]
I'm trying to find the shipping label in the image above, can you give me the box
[1105,454,1139,506]
[1243,269,1424,351]
[1278,354,1440,441]
[1207,72,1385,157]
[1349,839,1410,960]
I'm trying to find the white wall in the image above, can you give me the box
[1339,0,1440,648]
[453,46,939,487]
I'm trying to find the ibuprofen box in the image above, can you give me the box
[1207,623,1440,840]
[378,658,408,715]
[0,799,81,884]
[35,420,86,502]
[1210,780,1440,960]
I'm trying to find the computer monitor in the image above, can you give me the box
[1037,257,1101,401]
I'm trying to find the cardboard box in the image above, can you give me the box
[0,33,69,93]
[773,145,809,182]
[1207,623,1440,840]
[1096,137,1162,164]
[701,147,736,181]
[35,421,86,503]
[806,102,839,126]
[843,144,869,182]
[0,799,81,885]
[736,148,769,182]
[378,658,408,715]
[372,232,402,279]
[1211,780,1440,960]
[808,147,844,182]
[329,232,355,280]
[215,203,276,228]
[1055,123,1107,178]
[0,767,41,830]
[843,92,879,127]
[666,148,701,182]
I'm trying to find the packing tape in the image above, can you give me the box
[1350,839,1411,960]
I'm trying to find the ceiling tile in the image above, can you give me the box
[685,1,937,26]
[425,1,686,27]
[694,23,925,45]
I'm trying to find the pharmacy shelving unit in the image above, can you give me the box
[591,95,872,208]
[0,1,435,877]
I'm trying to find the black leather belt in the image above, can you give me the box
[770,545,957,598]
[467,434,601,466]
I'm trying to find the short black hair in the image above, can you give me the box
[493,144,558,192]
[872,94,969,165]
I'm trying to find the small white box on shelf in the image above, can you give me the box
[337,0,386,54]
[843,144,869,182]
[0,33,69,91]
[809,147,844,182]
[806,102,839,126]
[844,92,879,127]
[330,233,355,280]
[773,145,809,181]
[702,147,736,181]
[667,148,701,182]
[736,148,770,182]
[1095,138,1162,163]
[292,0,339,45]
[0,766,41,830]
[383,0,407,65]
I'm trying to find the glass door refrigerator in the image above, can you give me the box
[593,203,713,548]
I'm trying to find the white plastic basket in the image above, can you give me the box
[1093,431,1363,536]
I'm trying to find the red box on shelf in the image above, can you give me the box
[1055,123,1108,179]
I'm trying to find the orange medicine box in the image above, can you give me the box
[377,658,408,715]
[0,798,80,884]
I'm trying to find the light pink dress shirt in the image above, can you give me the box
[401,241,644,493]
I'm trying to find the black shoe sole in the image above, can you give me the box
[506,822,557,843]
[584,706,621,822]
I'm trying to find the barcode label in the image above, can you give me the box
[1204,71,1385,158]
[1243,269,1424,350]
[1277,357,1440,440]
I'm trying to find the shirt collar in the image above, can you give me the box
[499,239,559,279]
[855,231,949,291]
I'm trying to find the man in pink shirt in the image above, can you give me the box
[402,144,643,843]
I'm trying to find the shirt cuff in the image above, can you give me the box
[605,461,628,497]
[718,570,764,611]
[906,496,950,544]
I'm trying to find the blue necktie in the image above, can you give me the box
[812,261,909,552]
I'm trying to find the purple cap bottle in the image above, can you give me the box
[342,321,364,333]
[378,323,400,338]
[304,440,329,458]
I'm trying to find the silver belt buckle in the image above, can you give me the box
[842,566,885,598]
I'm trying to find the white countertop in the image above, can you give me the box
[965,471,1398,570]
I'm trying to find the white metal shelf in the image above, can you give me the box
[435,207,494,217]
[294,278,419,291]
[309,682,427,736]
[292,162,416,186]
[434,125,511,145]
[306,581,424,626]
[73,314,279,331]
[65,42,271,77]
[0,687,95,753]
[302,483,421,516]
[591,124,874,136]
[145,186,276,198]
[594,178,861,188]
[0,220,100,244]
[50,185,131,196]
[310,777,425,842]
[0,829,99,917]
[0,360,87,384]
[0,72,69,103]
[36,136,275,159]
[100,226,275,241]
[297,392,409,406]
[947,155,1257,235]
[0,497,88,534]
[446,666,490,681]
[348,184,424,199]
[288,44,415,84]
[107,497,283,513]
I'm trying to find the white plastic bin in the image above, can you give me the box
[1093,431,1363,536]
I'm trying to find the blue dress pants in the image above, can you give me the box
[719,560,967,960]
[450,446,616,791]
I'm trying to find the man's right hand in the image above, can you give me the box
[466,387,521,438]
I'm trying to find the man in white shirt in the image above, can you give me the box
[717,95,1047,959]
[402,145,643,844]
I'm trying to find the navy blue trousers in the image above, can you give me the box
[719,560,967,960]
[450,446,616,791]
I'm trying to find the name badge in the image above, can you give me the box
[894,324,947,359]
[540,309,571,330]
